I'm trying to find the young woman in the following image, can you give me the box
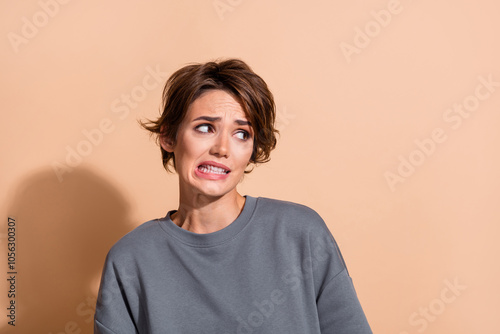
[94,59,372,333]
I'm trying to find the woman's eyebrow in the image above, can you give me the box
[193,116,219,122]
[193,116,251,126]
[235,119,251,126]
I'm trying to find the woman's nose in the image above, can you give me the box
[209,133,229,158]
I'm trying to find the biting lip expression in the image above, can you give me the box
[195,161,231,180]
[161,89,254,197]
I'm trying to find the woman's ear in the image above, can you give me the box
[160,135,175,153]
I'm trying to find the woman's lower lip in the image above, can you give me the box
[194,168,230,180]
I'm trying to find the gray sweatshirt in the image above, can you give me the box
[94,196,372,333]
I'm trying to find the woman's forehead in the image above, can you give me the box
[187,90,249,121]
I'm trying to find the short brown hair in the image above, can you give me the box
[141,58,279,172]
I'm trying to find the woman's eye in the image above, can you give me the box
[235,131,250,140]
[195,124,212,133]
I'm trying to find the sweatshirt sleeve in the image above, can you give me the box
[94,251,138,334]
[303,209,372,334]
[316,268,372,333]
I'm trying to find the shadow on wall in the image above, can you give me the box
[5,167,133,334]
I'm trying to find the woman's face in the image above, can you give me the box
[161,89,254,199]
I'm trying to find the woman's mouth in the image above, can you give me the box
[195,161,231,180]
[197,165,230,175]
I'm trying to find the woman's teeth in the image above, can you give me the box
[198,165,229,174]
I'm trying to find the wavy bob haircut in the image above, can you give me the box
[141,58,279,173]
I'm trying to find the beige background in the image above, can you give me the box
[1,0,499,333]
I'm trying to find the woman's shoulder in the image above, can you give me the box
[254,196,330,233]
[255,196,322,217]
[253,196,340,263]
[105,219,161,260]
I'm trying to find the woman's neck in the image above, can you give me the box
[171,190,246,234]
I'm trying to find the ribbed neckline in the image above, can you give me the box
[156,196,257,247]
